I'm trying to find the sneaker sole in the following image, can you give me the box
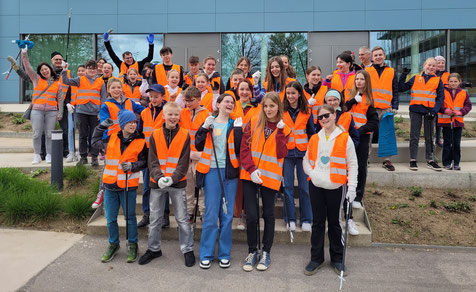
[382,164,395,171]
[126,257,138,263]
[199,262,211,269]
[256,264,268,271]
[219,261,231,269]
[426,165,442,171]
[304,262,323,276]
[242,264,254,272]
[101,250,119,263]
[409,167,418,171]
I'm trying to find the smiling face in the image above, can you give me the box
[102,63,113,77]
[108,81,123,99]
[237,60,249,74]
[164,107,180,129]
[97,59,105,72]
[336,58,351,74]
[424,59,437,75]
[204,59,216,75]
[355,72,366,91]
[184,96,200,110]
[263,98,279,121]
[437,59,446,71]
[86,66,97,78]
[149,91,164,107]
[168,71,180,87]
[306,69,321,86]
[372,49,386,65]
[127,70,138,83]
[238,82,251,103]
[281,56,289,69]
[51,55,63,69]
[270,61,281,78]
[77,67,86,77]
[161,52,172,65]
[196,76,209,92]
[217,95,235,115]
[231,73,244,89]
[189,62,200,75]
[448,77,461,90]
[358,48,371,65]
[123,53,133,66]
[40,65,52,79]
[285,86,300,108]
[318,108,336,130]
[326,96,340,109]
[123,120,137,135]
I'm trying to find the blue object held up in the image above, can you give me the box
[378,112,398,157]
[16,40,34,49]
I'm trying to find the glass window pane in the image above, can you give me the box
[21,34,94,102]
[450,30,476,99]
[96,34,163,76]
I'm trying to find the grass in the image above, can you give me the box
[394,115,404,123]
[64,194,94,220]
[409,186,423,197]
[64,165,91,185]
[430,200,438,208]
[23,124,32,131]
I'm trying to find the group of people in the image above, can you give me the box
[8,33,471,276]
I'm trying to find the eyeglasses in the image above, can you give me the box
[317,113,331,120]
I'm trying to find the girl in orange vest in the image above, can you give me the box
[195,73,215,112]
[240,92,291,272]
[323,53,356,100]
[438,73,472,170]
[203,56,225,94]
[91,110,148,263]
[195,93,243,269]
[282,81,315,232]
[280,55,297,79]
[164,69,183,103]
[304,65,327,124]
[343,70,378,219]
[226,56,255,90]
[302,104,358,276]
[21,47,63,164]
[122,68,142,104]
[399,57,445,171]
[260,56,296,101]
[435,55,450,148]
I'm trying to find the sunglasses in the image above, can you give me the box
[317,113,331,120]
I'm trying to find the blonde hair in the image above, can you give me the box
[348,70,373,106]
[203,56,216,65]
[420,57,437,82]
[163,102,181,114]
[166,69,179,79]
[107,78,123,92]
[449,72,462,83]
[126,68,138,76]
[196,72,209,84]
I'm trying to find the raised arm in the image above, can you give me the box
[21,49,40,86]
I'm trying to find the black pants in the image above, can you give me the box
[59,109,69,157]
[243,180,276,253]
[442,126,462,167]
[77,113,99,158]
[410,112,434,161]
[309,183,344,264]
[356,133,370,203]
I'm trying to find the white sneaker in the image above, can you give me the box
[32,154,41,165]
[347,219,359,235]
[287,221,296,231]
[301,222,312,232]
[237,220,245,231]
[352,201,363,209]
[66,153,74,163]
[45,154,51,164]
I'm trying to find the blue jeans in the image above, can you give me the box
[283,157,312,224]
[142,168,169,215]
[67,111,77,154]
[104,189,138,244]
[199,168,237,261]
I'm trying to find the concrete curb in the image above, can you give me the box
[372,242,476,251]
[0,131,32,138]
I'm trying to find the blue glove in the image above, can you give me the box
[103,32,110,42]
[16,40,34,49]
[147,33,154,44]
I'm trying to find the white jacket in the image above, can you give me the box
[303,126,358,190]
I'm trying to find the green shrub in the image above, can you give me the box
[11,114,26,124]
[409,186,423,197]
[31,192,63,221]
[444,201,472,213]
[430,200,438,208]
[64,194,94,220]
[23,124,32,131]
[394,116,404,123]
[3,193,34,223]
[64,165,91,185]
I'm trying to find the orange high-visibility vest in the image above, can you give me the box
[307,131,349,184]
[438,89,466,124]
[283,111,310,151]
[330,73,354,100]
[207,75,222,93]
[119,61,140,79]
[32,78,60,107]
[196,127,239,174]
[366,66,394,109]
[150,127,189,183]
[59,70,71,100]
[263,77,295,101]
[104,99,134,137]
[242,104,261,129]
[155,64,181,86]
[165,87,182,102]
[200,90,214,112]
[240,117,291,191]
[304,85,328,124]
[440,71,450,87]
[76,76,104,105]
[70,85,78,106]
[141,106,164,147]
[102,132,145,188]
[122,83,141,103]
[347,94,370,129]
[224,90,244,120]
[410,75,440,108]
[184,73,197,87]
[180,108,209,152]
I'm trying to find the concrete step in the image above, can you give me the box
[0,137,33,153]
[87,215,371,247]
[0,131,32,138]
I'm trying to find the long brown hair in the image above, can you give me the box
[283,81,309,114]
[264,56,287,93]
[253,92,283,134]
[348,70,373,106]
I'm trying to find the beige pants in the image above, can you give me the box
[186,159,205,215]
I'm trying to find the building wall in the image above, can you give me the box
[1,0,476,103]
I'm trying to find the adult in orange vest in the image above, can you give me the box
[358,46,372,69]
[240,92,291,272]
[139,102,196,267]
[225,56,255,90]
[195,94,243,269]
[437,73,472,170]
[202,55,225,94]
[302,104,358,276]
[122,68,142,103]
[65,65,86,163]
[152,46,184,87]
[323,53,356,100]
[282,81,315,232]
[343,71,378,218]
[261,56,296,101]
[366,46,399,171]
[435,55,450,148]
[21,47,63,165]
[103,32,154,79]
[399,57,445,171]
[304,65,327,124]
[62,60,108,167]
[91,109,147,263]
[179,86,210,220]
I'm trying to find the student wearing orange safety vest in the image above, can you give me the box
[61,60,107,167]
[260,56,296,101]
[179,87,210,219]
[434,55,450,148]
[136,84,167,228]
[225,56,255,90]
[164,69,183,103]
[202,56,225,94]
[224,68,247,119]
[183,56,200,88]
[366,46,399,171]
[152,47,184,87]
[302,104,358,276]
[195,94,243,269]
[399,57,445,171]
[21,47,63,165]
[103,31,154,79]
[304,65,327,124]
[240,92,291,272]
[282,82,315,233]
[122,68,142,104]
[323,53,356,100]
[194,73,215,112]
[91,110,147,263]
[343,71,378,216]
[139,102,196,267]
[437,73,472,170]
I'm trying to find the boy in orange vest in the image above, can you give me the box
[152,47,184,87]
[139,102,195,267]
[184,56,200,88]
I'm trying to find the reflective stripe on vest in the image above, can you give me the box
[303,85,327,124]
[330,73,354,100]
[196,127,239,174]
[59,70,71,100]
[348,94,370,129]
[410,75,440,108]
[119,61,140,79]
[179,108,209,152]
[32,78,60,107]
[283,111,310,151]
[366,66,394,109]
[76,76,104,105]
[437,89,466,124]
[140,107,164,147]
[155,64,181,86]
[122,83,141,103]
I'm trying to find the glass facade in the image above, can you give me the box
[450,30,476,99]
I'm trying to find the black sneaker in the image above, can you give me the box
[138,215,150,228]
[77,157,88,166]
[426,161,442,171]
[91,157,99,167]
[331,262,348,277]
[184,251,196,267]
[453,165,461,171]
[304,261,324,276]
[382,160,395,171]
[409,161,418,171]
[138,249,162,265]
[162,213,170,228]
